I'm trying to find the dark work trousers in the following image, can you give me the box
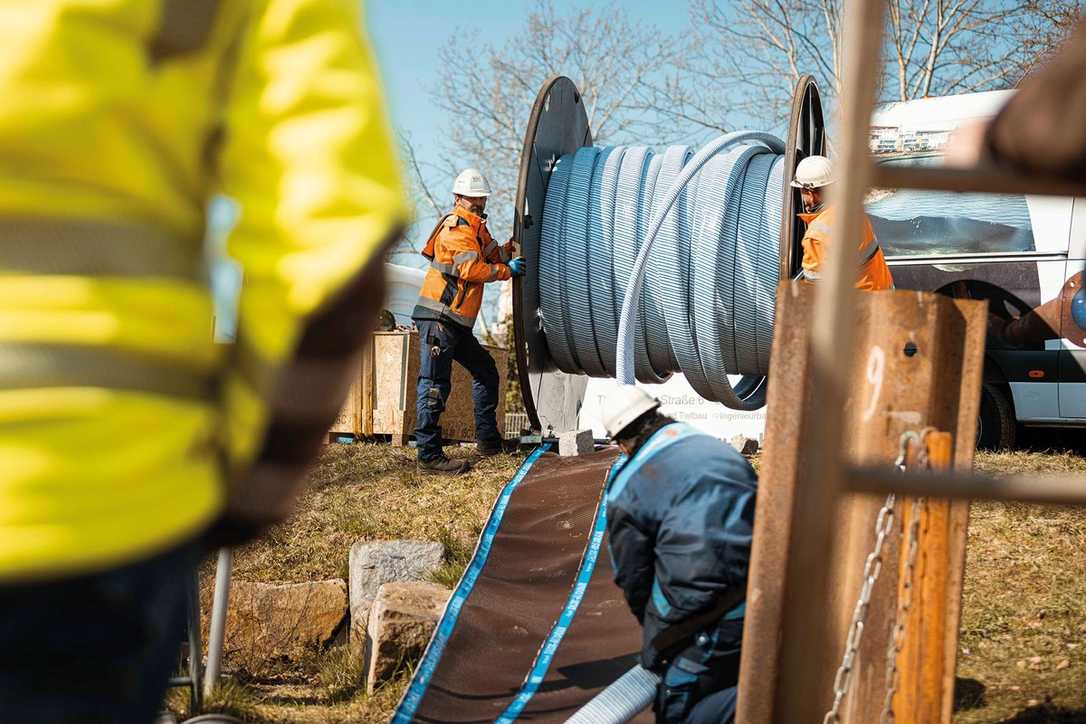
[654,652,740,724]
[0,539,201,724]
[414,318,501,461]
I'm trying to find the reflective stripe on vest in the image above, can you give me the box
[0,218,204,281]
[414,296,476,327]
[0,343,215,401]
[803,241,884,281]
[0,219,213,401]
[429,250,481,278]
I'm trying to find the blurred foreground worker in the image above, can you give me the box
[412,168,525,475]
[946,19,1086,181]
[0,2,408,722]
[602,387,756,724]
[793,155,894,291]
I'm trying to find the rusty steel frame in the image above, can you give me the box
[754,0,1086,720]
[737,284,986,724]
[760,0,890,717]
[873,163,1086,198]
[846,466,1086,505]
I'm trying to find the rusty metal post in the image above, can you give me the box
[771,0,888,715]
[737,286,986,723]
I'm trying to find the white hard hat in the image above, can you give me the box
[452,168,492,198]
[601,385,661,439]
[791,155,834,189]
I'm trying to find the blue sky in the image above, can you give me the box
[365,1,690,165]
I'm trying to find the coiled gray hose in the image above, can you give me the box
[538,132,786,410]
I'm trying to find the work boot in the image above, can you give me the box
[476,438,521,456]
[417,455,472,475]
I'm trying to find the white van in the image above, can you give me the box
[869,91,1086,448]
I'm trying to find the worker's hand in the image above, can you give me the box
[944,119,989,168]
[508,257,526,277]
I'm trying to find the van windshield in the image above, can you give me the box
[866,154,1035,257]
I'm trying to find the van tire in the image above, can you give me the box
[977,383,1016,450]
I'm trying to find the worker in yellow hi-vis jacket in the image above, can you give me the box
[0,2,409,720]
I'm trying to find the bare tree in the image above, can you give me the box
[388,132,454,268]
[659,0,1081,131]
[1005,1,1082,80]
[426,0,676,237]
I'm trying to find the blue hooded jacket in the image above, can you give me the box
[606,422,757,672]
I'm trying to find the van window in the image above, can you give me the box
[867,154,1035,257]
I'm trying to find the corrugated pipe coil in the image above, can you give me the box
[537,131,786,410]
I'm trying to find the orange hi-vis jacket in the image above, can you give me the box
[798,205,895,291]
[413,206,513,328]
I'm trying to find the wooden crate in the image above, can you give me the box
[331,330,508,444]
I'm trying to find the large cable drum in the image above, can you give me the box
[513,76,824,433]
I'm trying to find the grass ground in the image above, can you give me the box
[189,437,1086,723]
[189,444,523,723]
[956,449,1086,723]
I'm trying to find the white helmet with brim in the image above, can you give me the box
[452,168,492,198]
[601,385,661,439]
[791,155,834,189]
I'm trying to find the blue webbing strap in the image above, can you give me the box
[391,444,551,723]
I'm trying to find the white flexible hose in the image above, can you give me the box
[565,664,659,724]
[538,132,786,410]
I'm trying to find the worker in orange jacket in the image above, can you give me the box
[412,169,525,474]
[793,156,894,291]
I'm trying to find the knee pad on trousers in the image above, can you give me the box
[424,386,447,414]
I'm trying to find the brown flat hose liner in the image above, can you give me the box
[393,448,652,723]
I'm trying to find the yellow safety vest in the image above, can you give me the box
[0,0,409,580]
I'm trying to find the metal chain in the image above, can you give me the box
[822,490,897,724]
[822,428,936,724]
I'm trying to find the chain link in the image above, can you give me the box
[823,428,937,724]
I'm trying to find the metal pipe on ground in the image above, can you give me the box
[202,548,233,699]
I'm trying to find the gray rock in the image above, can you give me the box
[223,579,348,673]
[729,435,760,455]
[559,429,594,456]
[348,540,444,656]
[365,582,450,693]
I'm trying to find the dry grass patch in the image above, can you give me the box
[954,450,1086,723]
[229,443,523,585]
[195,443,524,722]
[203,443,1086,723]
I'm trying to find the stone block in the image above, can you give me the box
[558,429,594,457]
[348,540,444,657]
[224,579,347,672]
[365,581,450,693]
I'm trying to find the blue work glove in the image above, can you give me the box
[508,257,526,277]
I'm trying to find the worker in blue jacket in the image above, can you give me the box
[601,386,757,724]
